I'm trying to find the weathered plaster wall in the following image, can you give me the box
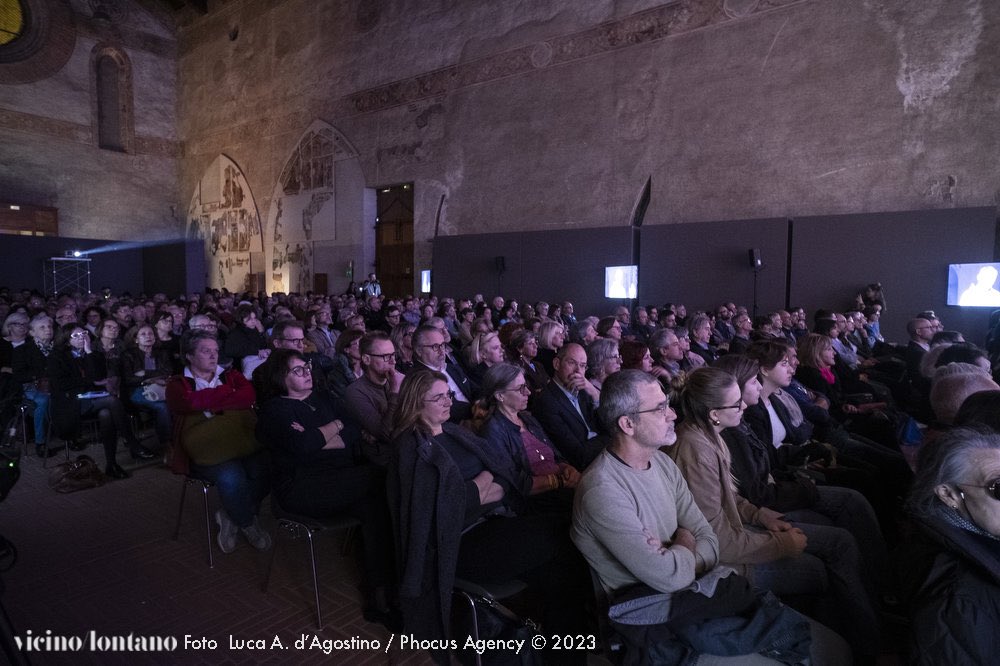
[175,0,1000,294]
[0,0,180,242]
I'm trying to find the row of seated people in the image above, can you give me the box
[3,287,998,662]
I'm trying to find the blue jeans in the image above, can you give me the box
[129,387,172,443]
[23,387,49,444]
[191,449,270,528]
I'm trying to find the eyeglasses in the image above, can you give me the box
[367,352,396,363]
[562,358,588,371]
[631,402,670,417]
[419,343,446,353]
[280,337,305,346]
[505,383,531,395]
[424,390,455,404]
[70,332,88,339]
[287,362,312,377]
[714,399,745,412]
[958,479,1000,501]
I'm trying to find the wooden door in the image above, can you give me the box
[375,184,414,297]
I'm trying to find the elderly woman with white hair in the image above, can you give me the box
[901,428,1000,664]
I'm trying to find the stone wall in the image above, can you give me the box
[0,0,180,244]
[174,0,1000,294]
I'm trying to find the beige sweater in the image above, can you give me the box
[667,422,799,574]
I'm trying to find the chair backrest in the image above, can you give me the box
[589,566,625,664]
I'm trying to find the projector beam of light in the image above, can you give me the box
[76,238,187,256]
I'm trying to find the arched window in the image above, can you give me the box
[0,0,26,46]
[90,44,134,153]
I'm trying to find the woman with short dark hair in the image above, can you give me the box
[256,349,395,627]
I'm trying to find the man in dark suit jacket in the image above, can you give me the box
[905,317,934,386]
[533,343,605,470]
[409,325,477,422]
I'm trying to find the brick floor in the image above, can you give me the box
[1,441,434,665]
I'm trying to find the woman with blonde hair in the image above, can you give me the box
[467,330,504,385]
[535,320,565,376]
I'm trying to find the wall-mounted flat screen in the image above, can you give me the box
[948,262,1000,307]
[605,265,638,299]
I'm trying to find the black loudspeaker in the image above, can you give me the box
[495,256,506,274]
[748,248,762,270]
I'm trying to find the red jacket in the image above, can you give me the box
[165,369,255,475]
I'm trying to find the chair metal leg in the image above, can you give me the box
[305,529,322,630]
[262,523,282,593]
[17,405,29,458]
[173,480,188,541]
[455,590,483,666]
[200,483,213,568]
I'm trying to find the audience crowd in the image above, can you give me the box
[2,282,1000,664]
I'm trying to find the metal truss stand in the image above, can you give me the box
[43,257,92,295]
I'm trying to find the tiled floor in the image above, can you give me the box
[0,435,433,665]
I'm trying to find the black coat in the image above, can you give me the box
[901,511,1000,665]
[47,348,109,440]
[532,380,605,470]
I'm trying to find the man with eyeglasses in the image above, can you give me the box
[410,324,476,422]
[344,332,405,465]
[535,343,605,470]
[571,371,725,641]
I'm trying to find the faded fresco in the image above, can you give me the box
[265,120,359,294]
[186,155,262,292]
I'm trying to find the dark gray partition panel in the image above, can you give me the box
[0,236,144,295]
[142,241,205,296]
[639,218,789,316]
[790,207,997,344]
[433,227,633,317]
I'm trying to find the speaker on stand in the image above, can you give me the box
[748,248,762,318]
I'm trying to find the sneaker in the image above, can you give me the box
[215,509,238,554]
[241,518,272,551]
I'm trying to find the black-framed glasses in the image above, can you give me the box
[280,337,305,346]
[504,383,531,395]
[424,390,455,404]
[368,352,396,363]
[714,400,745,411]
[631,402,670,417]
[287,362,312,377]
[419,342,446,353]
[959,479,1000,501]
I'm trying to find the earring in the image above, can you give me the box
[711,417,721,426]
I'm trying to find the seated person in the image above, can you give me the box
[647,328,686,386]
[166,330,271,554]
[466,330,505,386]
[670,367,879,661]
[928,363,999,426]
[48,324,154,479]
[11,313,54,455]
[477,363,579,512]
[899,428,1000,665]
[714,353,893,601]
[256,349,396,627]
[388,369,590,661]
[586,338,621,392]
[409,324,477,422]
[727,312,753,355]
[596,316,622,341]
[120,323,177,448]
[572,370,842,664]
[508,329,550,400]
[688,314,719,365]
[343,331,405,465]
[535,320,565,377]
[327,329,364,400]
[223,304,270,376]
[389,322,416,374]
[533,343,604,470]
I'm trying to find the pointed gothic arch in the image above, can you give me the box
[187,155,263,291]
[264,120,366,295]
